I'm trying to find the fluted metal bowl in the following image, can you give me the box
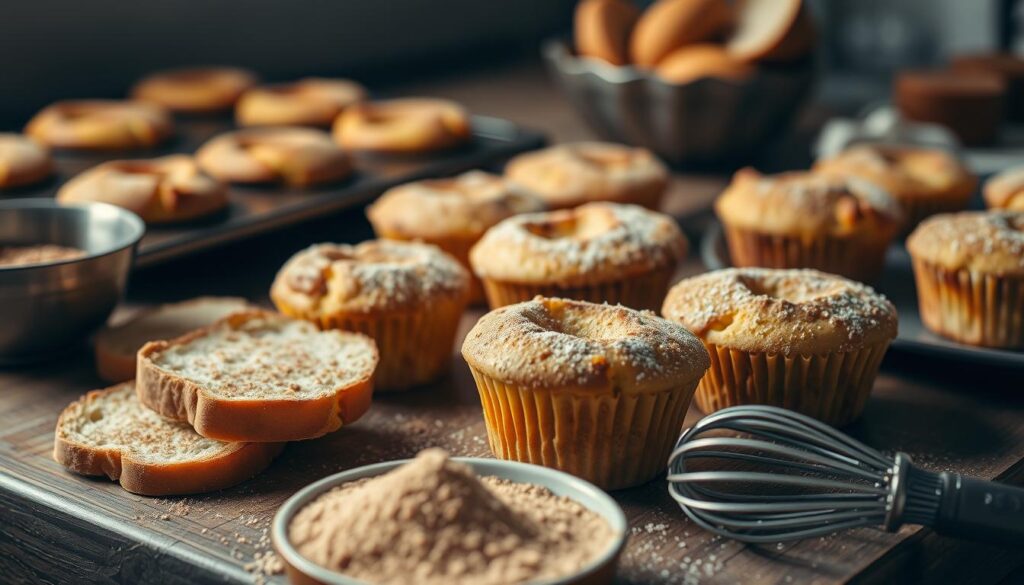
[0,199,144,364]
[544,40,814,167]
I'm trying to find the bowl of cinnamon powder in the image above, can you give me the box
[272,449,627,585]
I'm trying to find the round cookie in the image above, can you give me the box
[196,127,352,186]
[0,133,53,189]
[630,0,734,68]
[131,67,258,113]
[332,98,471,154]
[57,155,228,224]
[25,100,173,150]
[574,0,640,66]
[504,142,668,210]
[235,78,366,127]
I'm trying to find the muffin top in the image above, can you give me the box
[469,202,687,285]
[984,166,1024,211]
[271,240,470,314]
[366,171,547,240]
[715,168,903,237]
[504,142,668,208]
[462,296,709,393]
[662,268,898,355]
[907,211,1024,275]
[815,145,976,201]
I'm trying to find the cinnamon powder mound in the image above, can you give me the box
[288,449,616,585]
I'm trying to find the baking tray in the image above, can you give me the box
[8,115,546,268]
[700,221,1024,369]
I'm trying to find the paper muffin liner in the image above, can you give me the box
[370,227,485,304]
[898,194,972,236]
[278,297,466,391]
[695,341,891,427]
[722,224,893,283]
[468,366,699,490]
[911,258,1024,349]
[479,265,675,311]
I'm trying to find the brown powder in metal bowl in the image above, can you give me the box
[287,449,616,585]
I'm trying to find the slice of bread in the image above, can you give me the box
[54,382,284,496]
[136,310,378,442]
[95,297,255,383]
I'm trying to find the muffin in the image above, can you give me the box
[25,100,173,150]
[131,67,258,114]
[907,211,1024,348]
[333,98,471,154]
[983,166,1024,211]
[504,142,669,210]
[814,144,976,232]
[271,240,471,391]
[662,268,897,425]
[462,296,710,489]
[235,78,366,127]
[469,202,687,311]
[715,168,902,283]
[0,133,52,189]
[366,171,547,303]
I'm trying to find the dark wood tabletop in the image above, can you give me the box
[2,60,1023,585]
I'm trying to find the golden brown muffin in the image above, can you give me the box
[504,142,668,210]
[983,166,1024,211]
[630,0,734,68]
[235,78,366,127]
[332,98,471,154]
[726,0,815,63]
[25,100,173,150]
[574,0,640,66]
[271,240,471,391]
[907,211,1024,348]
[655,44,755,84]
[895,71,1005,147]
[715,168,902,283]
[366,171,547,303]
[469,202,687,310]
[57,155,228,224]
[814,145,976,232]
[0,133,53,189]
[195,127,352,186]
[131,67,258,114]
[462,296,710,489]
[663,267,897,425]
[952,53,1024,122]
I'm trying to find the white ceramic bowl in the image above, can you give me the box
[272,457,628,585]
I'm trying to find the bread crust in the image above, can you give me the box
[53,383,284,496]
[136,311,377,442]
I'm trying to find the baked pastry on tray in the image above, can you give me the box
[196,127,352,186]
[26,100,173,150]
[332,98,471,154]
[0,133,53,189]
[131,67,258,114]
[236,77,366,127]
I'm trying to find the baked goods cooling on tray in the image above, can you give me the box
[366,170,547,303]
[332,98,472,154]
[574,0,640,66]
[131,67,258,114]
[57,155,229,224]
[0,133,52,189]
[25,100,173,150]
[54,382,283,496]
[136,311,378,442]
[461,296,710,490]
[662,268,898,426]
[715,168,902,283]
[469,202,687,311]
[907,211,1024,349]
[814,144,976,232]
[93,297,253,383]
[195,127,352,186]
[984,166,1024,211]
[235,77,366,127]
[271,240,471,391]
[503,142,669,210]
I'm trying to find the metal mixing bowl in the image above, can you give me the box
[0,199,145,364]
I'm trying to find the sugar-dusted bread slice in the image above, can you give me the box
[95,297,255,383]
[137,310,378,442]
[54,382,283,496]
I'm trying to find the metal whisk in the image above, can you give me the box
[667,405,1024,545]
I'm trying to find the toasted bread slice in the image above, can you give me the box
[137,310,378,442]
[54,382,283,496]
[95,297,255,383]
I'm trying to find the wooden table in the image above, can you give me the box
[3,60,1024,585]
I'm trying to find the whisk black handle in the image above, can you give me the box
[935,473,1024,545]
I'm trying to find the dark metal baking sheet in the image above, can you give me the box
[9,115,546,268]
